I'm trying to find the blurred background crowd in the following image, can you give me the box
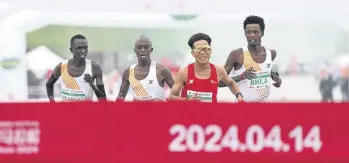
[0,0,349,102]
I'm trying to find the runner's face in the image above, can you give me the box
[191,40,211,64]
[245,24,263,46]
[71,39,88,60]
[134,38,153,61]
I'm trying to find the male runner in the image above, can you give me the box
[117,35,174,101]
[169,33,243,102]
[219,15,282,102]
[46,34,106,102]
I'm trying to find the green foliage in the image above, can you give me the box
[26,25,195,58]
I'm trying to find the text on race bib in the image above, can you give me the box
[133,96,154,101]
[247,71,271,89]
[61,88,86,101]
[187,90,213,103]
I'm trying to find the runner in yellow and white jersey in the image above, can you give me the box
[117,36,174,101]
[46,34,106,102]
[219,15,282,102]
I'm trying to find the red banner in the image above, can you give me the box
[0,102,348,163]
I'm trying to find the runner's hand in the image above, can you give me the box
[116,93,124,101]
[237,95,244,103]
[187,94,201,102]
[271,72,282,87]
[84,74,94,85]
[241,67,256,80]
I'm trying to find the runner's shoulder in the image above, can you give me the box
[229,48,244,58]
[177,66,188,76]
[213,64,225,71]
[156,63,171,74]
[227,48,244,65]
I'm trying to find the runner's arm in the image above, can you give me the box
[270,49,278,78]
[116,67,130,100]
[91,62,107,99]
[270,49,279,77]
[160,65,175,88]
[217,65,242,96]
[270,49,282,87]
[45,63,62,102]
[169,68,187,101]
[271,49,277,61]
[219,49,243,87]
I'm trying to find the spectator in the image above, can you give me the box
[319,73,337,102]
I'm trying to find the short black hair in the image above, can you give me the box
[188,33,212,49]
[70,34,86,46]
[243,15,265,32]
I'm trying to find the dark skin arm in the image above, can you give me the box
[219,48,256,87]
[46,63,62,102]
[270,49,282,88]
[116,67,130,100]
[157,64,175,88]
[83,61,106,100]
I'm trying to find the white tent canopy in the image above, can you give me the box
[26,45,63,77]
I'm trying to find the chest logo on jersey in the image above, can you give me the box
[148,80,153,84]
[188,79,194,84]
[266,64,271,68]
[210,80,217,84]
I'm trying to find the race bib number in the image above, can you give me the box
[61,88,86,101]
[187,90,213,103]
[247,72,270,89]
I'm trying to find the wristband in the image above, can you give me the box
[235,92,243,99]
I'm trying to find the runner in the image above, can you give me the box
[117,36,174,101]
[219,15,282,102]
[46,34,106,102]
[169,33,244,102]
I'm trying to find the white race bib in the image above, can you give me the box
[61,88,86,101]
[247,71,271,89]
[133,96,154,101]
[187,90,213,103]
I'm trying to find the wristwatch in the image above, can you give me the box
[235,92,243,99]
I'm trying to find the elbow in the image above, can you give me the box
[218,81,226,87]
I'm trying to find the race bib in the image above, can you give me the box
[133,96,154,101]
[247,72,271,89]
[61,88,86,101]
[187,90,213,103]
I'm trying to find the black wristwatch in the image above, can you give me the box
[235,92,243,99]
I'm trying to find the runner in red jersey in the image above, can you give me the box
[170,33,244,103]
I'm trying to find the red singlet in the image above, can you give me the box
[180,63,218,103]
